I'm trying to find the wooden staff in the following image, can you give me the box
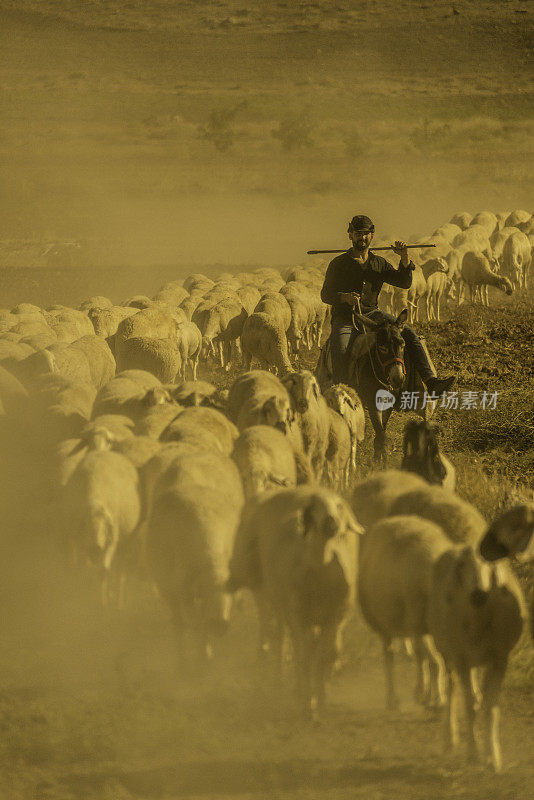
[306,244,436,255]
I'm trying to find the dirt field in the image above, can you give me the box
[0,3,533,799]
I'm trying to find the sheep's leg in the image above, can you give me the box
[288,615,310,718]
[350,438,357,481]
[242,347,252,371]
[383,637,400,710]
[481,659,507,773]
[316,320,323,347]
[471,667,483,707]
[192,354,199,381]
[314,624,338,719]
[443,667,460,752]
[457,662,478,763]
[413,635,445,708]
[412,636,431,705]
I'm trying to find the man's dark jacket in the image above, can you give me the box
[320,250,414,325]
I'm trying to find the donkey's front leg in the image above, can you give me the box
[367,404,387,466]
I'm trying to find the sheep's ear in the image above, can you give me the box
[311,378,320,400]
[346,513,365,536]
[395,308,408,326]
[343,393,356,411]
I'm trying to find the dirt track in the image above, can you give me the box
[1,594,532,800]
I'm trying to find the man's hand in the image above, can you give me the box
[339,291,361,305]
[391,240,409,267]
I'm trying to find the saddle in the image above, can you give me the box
[314,331,375,390]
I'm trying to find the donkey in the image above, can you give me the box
[347,309,409,465]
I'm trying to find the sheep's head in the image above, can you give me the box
[262,394,293,432]
[325,384,360,418]
[82,426,117,452]
[402,419,446,485]
[498,276,513,295]
[480,503,534,563]
[282,370,320,413]
[143,386,173,407]
[298,491,363,576]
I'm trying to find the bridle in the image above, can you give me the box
[351,300,406,391]
[374,348,406,378]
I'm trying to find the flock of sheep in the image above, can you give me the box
[379,208,533,321]
[0,207,532,776]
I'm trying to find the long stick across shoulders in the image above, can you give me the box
[307,244,436,255]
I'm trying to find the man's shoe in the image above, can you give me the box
[426,375,457,395]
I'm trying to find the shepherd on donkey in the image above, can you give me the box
[317,214,456,463]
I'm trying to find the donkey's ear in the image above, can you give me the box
[351,311,381,330]
[395,308,408,326]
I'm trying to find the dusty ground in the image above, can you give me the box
[0,3,533,799]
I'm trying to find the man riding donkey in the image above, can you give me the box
[319,214,456,463]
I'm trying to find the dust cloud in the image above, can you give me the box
[0,3,533,799]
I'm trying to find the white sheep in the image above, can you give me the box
[92,370,160,417]
[429,546,526,771]
[425,271,455,321]
[460,250,513,306]
[500,230,531,290]
[231,424,298,498]
[351,469,430,529]
[324,408,351,488]
[175,320,202,380]
[161,406,239,456]
[254,292,291,332]
[227,486,362,719]
[505,209,531,228]
[227,370,295,435]
[146,444,244,663]
[359,514,453,709]
[324,384,365,481]
[282,370,334,481]
[449,212,472,230]
[388,485,486,545]
[61,435,141,607]
[241,312,293,375]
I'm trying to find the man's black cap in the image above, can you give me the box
[348,215,374,233]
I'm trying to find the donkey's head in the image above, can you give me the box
[353,309,407,391]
